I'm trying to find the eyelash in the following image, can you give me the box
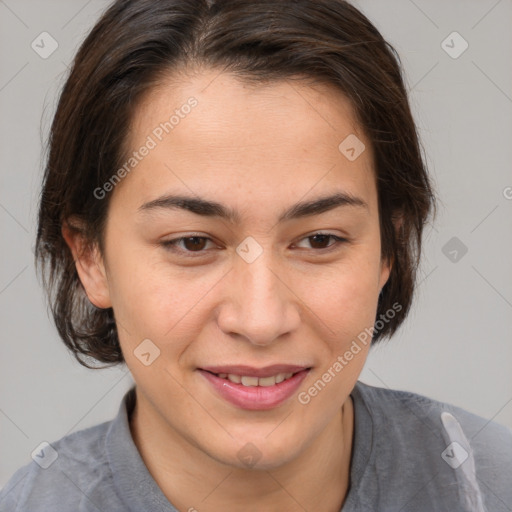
[160,232,347,256]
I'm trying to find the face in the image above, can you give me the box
[72,68,390,470]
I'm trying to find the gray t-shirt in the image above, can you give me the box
[1,381,511,511]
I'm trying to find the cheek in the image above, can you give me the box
[106,243,223,350]
[293,256,379,413]
[300,250,382,341]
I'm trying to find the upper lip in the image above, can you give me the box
[199,364,310,378]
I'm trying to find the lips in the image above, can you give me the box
[198,364,312,410]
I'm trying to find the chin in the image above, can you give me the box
[205,431,307,472]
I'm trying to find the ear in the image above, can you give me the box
[379,254,392,292]
[62,219,112,309]
[378,211,403,291]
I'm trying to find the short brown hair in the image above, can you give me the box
[36,0,435,367]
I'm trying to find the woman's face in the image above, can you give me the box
[84,68,390,469]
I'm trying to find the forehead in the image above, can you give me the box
[130,68,365,152]
[115,68,377,216]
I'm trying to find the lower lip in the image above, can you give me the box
[198,369,311,410]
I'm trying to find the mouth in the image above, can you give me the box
[197,365,312,410]
[210,371,300,387]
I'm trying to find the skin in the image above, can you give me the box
[64,67,391,512]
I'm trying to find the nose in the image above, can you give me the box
[216,247,301,347]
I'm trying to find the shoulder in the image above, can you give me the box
[0,420,116,512]
[352,380,512,509]
[354,380,512,447]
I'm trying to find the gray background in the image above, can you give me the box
[1,0,511,488]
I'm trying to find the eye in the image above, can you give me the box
[295,232,347,250]
[161,235,216,255]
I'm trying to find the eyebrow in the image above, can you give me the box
[138,192,368,224]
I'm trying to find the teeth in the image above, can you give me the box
[218,372,296,386]
[258,376,277,387]
[275,373,286,384]
[240,376,259,386]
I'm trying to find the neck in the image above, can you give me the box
[130,392,354,512]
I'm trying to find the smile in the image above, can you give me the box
[214,372,297,387]
[198,365,312,410]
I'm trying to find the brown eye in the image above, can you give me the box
[181,237,208,251]
[308,234,334,249]
[296,233,346,250]
[161,236,214,254]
